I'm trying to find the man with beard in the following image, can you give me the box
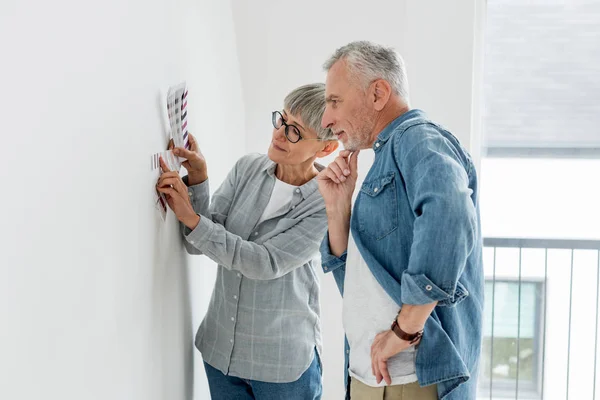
[317,41,484,400]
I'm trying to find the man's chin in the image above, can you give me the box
[341,139,360,152]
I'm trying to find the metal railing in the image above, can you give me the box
[481,237,600,400]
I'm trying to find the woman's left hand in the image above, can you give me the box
[157,157,200,230]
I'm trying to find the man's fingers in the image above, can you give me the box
[370,333,385,373]
[371,357,377,378]
[380,360,391,386]
[370,338,379,359]
[324,168,341,184]
[328,162,346,182]
[374,361,383,384]
[167,139,174,150]
[333,157,350,177]
[349,150,360,176]
[371,340,380,378]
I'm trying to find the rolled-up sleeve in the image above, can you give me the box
[320,231,347,273]
[395,125,477,307]
[320,231,348,296]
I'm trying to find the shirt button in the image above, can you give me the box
[231,317,235,322]
[230,339,234,343]
[189,240,195,245]
[425,285,433,291]
[324,267,328,271]
[295,188,300,193]
[254,232,259,236]
[373,187,378,192]
[375,142,380,148]
[237,273,242,278]
[346,350,350,354]
[188,192,193,197]
[292,205,296,209]
[234,295,238,300]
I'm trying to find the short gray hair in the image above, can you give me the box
[323,41,409,100]
[284,83,335,140]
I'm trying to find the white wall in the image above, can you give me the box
[230,1,483,398]
[0,0,245,399]
[231,0,483,157]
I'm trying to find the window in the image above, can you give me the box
[479,2,600,398]
[480,280,545,399]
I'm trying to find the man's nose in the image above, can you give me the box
[322,106,334,129]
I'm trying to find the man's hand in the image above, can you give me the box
[370,329,417,386]
[317,150,359,258]
[168,133,207,186]
[317,150,360,211]
[157,157,200,230]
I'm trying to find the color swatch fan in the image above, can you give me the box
[167,82,190,153]
[150,82,191,222]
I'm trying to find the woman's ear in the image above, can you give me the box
[316,140,339,158]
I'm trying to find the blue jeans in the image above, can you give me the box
[203,350,322,400]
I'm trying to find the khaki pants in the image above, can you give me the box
[350,379,438,400]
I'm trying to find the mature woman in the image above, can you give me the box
[157,83,338,400]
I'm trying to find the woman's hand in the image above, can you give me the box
[157,157,200,230]
[168,133,207,186]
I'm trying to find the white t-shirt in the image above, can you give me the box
[342,150,417,387]
[257,178,298,225]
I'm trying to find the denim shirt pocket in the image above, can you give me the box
[356,172,399,240]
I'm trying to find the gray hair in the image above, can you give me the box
[323,41,410,101]
[284,83,336,140]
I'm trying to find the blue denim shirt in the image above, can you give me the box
[320,110,484,400]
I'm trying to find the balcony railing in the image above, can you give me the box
[480,238,600,400]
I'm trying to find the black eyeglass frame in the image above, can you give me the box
[271,111,324,143]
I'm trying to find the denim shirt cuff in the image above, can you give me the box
[401,272,469,307]
[320,231,347,273]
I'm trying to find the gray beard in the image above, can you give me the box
[343,129,372,151]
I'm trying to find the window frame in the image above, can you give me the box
[479,278,546,399]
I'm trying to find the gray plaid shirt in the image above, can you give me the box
[183,153,326,383]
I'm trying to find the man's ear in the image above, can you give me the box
[371,79,392,112]
[316,140,340,158]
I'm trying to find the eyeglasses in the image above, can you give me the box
[271,111,323,143]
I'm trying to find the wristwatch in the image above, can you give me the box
[390,320,423,345]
